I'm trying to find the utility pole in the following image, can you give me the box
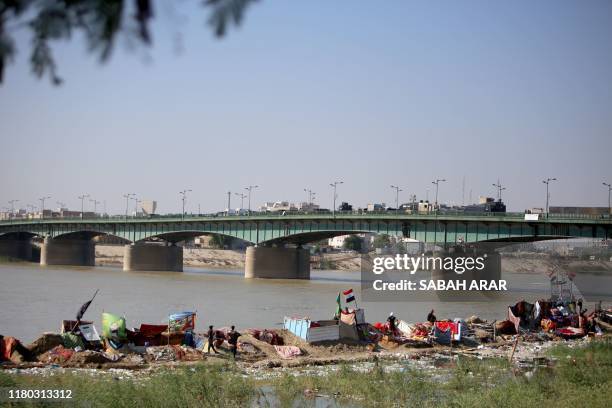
[245,185,259,215]
[304,188,316,205]
[603,182,611,216]
[227,191,232,214]
[132,197,141,217]
[390,185,402,212]
[329,181,343,217]
[78,194,90,219]
[431,179,446,212]
[542,178,557,215]
[492,180,506,202]
[235,192,247,210]
[123,193,135,222]
[90,199,101,215]
[39,196,51,219]
[179,189,192,221]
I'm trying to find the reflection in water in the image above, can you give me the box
[1,264,610,342]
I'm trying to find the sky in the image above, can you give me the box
[1,0,611,214]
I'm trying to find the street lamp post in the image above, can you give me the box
[132,198,141,217]
[431,179,446,212]
[179,190,192,221]
[304,189,316,205]
[8,200,18,222]
[603,182,612,216]
[38,196,51,219]
[90,199,100,215]
[123,193,135,222]
[235,192,246,210]
[78,194,90,219]
[492,180,506,202]
[245,185,258,215]
[329,181,343,217]
[542,178,557,215]
[227,191,232,214]
[390,185,402,212]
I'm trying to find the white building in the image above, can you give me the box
[141,200,157,215]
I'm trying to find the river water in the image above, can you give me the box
[1,263,611,342]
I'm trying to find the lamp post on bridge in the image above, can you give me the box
[390,185,402,213]
[7,200,18,224]
[431,179,446,212]
[179,189,192,221]
[227,191,232,215]
[492,180,506,202]
[235,192,246,210]
[38,196,51,219]
[542,178,557,215]
[78,194,90,219]
[304,188,316,206]
[90,199,100,216]
[123,193,135,222]
[329,181,343,217]
[132,198,141,217]
[245,185,258,215]
[603,182,612,216]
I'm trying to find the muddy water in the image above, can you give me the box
[1,263,610,342]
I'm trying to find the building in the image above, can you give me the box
[549,206,609,216]
[141,200,157,215]
[259,201,298,212]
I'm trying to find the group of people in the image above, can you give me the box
[205,325,241,358]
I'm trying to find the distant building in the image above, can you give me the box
[549,206,609,216]
[259,201,298,212]
[141,200,157,215]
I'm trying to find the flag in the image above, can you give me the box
[344,288,356,303]
[334,292,341,319]
[76,289,99,321]
[76,300,93,321]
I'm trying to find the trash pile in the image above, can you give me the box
[1,286,610,370]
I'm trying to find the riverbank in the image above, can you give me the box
[2,338,610,407]
[94,245,612,272]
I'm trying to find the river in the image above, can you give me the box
[1,263,611,342]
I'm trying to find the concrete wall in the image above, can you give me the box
[245,246,310,279]
[123,244,183,272]
[40,238,95,266]
[0,239,33,261]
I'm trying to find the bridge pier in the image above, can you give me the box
[0,238,33,261]
[40,238,95,266]
[245,246,310,279]
[123,243,183,272]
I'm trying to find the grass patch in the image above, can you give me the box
[2,339,610,407]
[0,362,254,407]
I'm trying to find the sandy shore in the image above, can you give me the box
[95,245,612,272]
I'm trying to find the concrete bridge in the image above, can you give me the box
[0,212,609,279]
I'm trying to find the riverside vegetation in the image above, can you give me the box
[1,339,610,407]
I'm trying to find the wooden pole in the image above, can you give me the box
[508,336,519,363]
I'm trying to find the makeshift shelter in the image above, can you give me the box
[284,317,340,343]
[338,308,366,341]
[168,312,196,333]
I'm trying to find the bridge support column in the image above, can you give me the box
[123,244,183,272]
[0,238,33,261]
[40,238,95,266]
[245,246,310,279]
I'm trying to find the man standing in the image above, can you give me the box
[387,312,397,334]
[228,325,241,359]
[206,325,218,354]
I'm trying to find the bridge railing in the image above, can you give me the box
[0,210,609,226]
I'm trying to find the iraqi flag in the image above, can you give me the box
[343,288,355,303]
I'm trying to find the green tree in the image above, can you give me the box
[342,235,362,252]
[372,234,391,249]
[208,234,233,249]
[0,0,258,84]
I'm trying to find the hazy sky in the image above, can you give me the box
[1,0,611,214]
